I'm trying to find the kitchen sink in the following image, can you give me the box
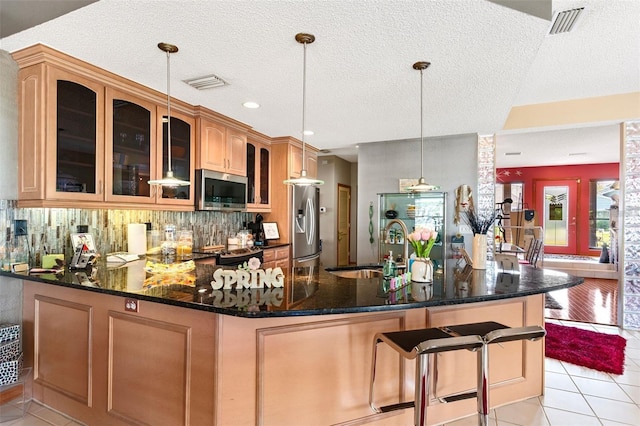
[325,266,383,279]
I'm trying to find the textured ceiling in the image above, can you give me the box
[1,0,638,167]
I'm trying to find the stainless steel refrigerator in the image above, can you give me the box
[292,185,321,262]
[291,185,321,293]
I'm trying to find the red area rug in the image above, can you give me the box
[545,322,627,375]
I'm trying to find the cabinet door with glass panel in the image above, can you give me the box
[246,133,271,211]
[104,88,156,204]
[155,107,195,206]
[45,68,105,202]
[378,192,446,267]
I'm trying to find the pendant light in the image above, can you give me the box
[148,42,190,187]
[283,33,324,186]
[408,61,438,193]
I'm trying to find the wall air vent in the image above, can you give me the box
[548,7,584,35]
[183,74,228,90]
[505,152,522,156]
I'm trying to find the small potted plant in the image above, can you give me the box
[407,227,438,282]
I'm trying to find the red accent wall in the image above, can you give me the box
[496,163,619,256]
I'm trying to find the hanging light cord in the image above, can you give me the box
[282,33,323,186]
[165,49,173,174]
[301,39,308,173]
[419,66,424,179]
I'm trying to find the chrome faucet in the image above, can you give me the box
[383,219,409,269]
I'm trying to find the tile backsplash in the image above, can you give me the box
[0,200,253,265]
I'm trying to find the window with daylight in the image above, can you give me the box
[495,183,524,211]
[589,180,618,249]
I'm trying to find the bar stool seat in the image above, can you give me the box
[446,321,546,426]
[369,327,484,426]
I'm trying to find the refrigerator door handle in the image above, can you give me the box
[295,253,320,263]
[306,198,315,246]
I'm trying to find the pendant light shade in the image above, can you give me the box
[408,61,438,193]
[283,33,324,186]
[148,42,190,187]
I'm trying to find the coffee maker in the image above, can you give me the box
[248,214,267,246]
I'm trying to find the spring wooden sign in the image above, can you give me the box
[210,267,285,290]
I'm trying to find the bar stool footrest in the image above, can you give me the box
[440,391,478,403]
[379,401,415,412]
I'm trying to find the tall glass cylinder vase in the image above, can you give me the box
[472,234,487,269]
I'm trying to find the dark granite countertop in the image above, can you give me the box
[2,258,583,318]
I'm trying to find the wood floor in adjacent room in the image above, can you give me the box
[545,277,618,326]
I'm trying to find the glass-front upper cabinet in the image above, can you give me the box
[47,70,105,202]
[246,136,271,211]
[259,146,270,206]
[247,142,257,203]
[105,88,156,204]
[158,108,194,205]
[378,192,447,267]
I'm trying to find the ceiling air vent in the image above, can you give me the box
[183,74,228,90]
[548,7,584,35]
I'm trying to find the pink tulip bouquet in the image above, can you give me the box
[408,228,438,259]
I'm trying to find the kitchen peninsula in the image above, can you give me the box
[5,260,583,426]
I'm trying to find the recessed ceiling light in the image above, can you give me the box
[505,152,521,156]
[355,145,359,148]
[303,130,314,136]
[243,101,260,109]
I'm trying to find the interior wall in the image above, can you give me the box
[0,51,21,331]
[497,162,619,255]
[0,50,18,200]
[350,162,358,265]
[317,155,354,267]
[357,134,479,265]
[0,276,22,325]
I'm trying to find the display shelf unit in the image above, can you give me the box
[378,192,447,267]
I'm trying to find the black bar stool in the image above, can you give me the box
[446,321,546,426]
[369,327,484,426]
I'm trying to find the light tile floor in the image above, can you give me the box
[2,319,639,425]
[446,319,640,426]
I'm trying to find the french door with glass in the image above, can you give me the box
[535,179,578,254]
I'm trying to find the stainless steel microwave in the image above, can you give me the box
[195,170,247,211]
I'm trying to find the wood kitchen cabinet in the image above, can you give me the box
[156,107,195,207]
[246,129,271,212]
[105,87,156,205]
[13,44,196,210]
[17,63,106,204]
[17,269,546,425]
[106,91,195,207]
[264,137,319,244]
[262,245,290,270]
[288,140,318,179]
[22,281,216,425]
[195,107,249,176]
